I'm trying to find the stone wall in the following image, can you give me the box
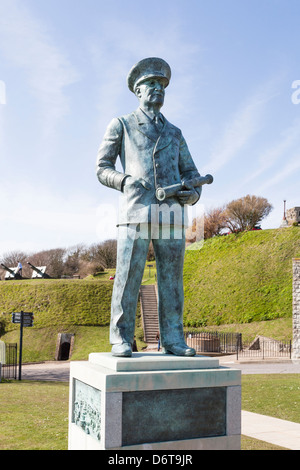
[287,207,300,225]
[292,259,300,360]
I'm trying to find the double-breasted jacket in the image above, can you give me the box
[96,107,201,226]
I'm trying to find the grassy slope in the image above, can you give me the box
[1,326,113,362]
[0,278,113,329]
[1,227,299,360]
[183,227,300,327]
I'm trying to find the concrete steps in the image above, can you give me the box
[140,285,159,343]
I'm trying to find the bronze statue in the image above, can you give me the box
[96,58,213,357]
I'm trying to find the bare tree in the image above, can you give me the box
[147,241,155,261]
[186,206,227,242]
[0,239,120,280]
[63,244,86,276]
[85,239,117,270]
[0,250,28,277]
[204,206,228,239]
[77,259,101,277]
[225,195,273,232]
[1,250,28,267]
[185,217,200,244]
[28,248,66,278]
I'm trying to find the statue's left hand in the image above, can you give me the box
[177,188,199,205]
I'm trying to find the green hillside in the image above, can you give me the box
[183,227,300,327]
[0,278,113,332]
[0,227,299,352]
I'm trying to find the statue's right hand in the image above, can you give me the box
[123,176,136,187]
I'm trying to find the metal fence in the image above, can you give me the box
[185,331,292,360]
[185,331,242,355]
[237,337,292,360]
[1,343,18,380]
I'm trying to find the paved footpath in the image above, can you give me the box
[219,355,300,375]
[221,356,300,449]
[241,411,300,450]
[20,357,300,450]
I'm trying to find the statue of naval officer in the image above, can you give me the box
[96,57,207,357]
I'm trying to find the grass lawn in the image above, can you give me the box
[242,374,300,423]
[0,374,299,450]
[241,373,300,451]
[0,381,69,450]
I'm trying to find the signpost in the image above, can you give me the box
[11,311,34,380]
[147,264,154,278]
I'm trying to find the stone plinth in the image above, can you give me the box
[68,352,241,450]
[293,259,300,360]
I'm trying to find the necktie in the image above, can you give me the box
[154,115,162,132]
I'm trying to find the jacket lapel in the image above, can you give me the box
[134,108,174,152]
[154,117,173,153]
[134,108,159,143]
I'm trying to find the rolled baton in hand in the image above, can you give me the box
[156,174,213,201]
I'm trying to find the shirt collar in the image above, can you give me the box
[139,107,164,124]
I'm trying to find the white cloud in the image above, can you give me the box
[201,79,280,175]
[241,118,300,187]
[0,80,6,105]
[0,81,6,150]
[256,152,300,193]
[88,14,203,130]
[0,105,4,149]
[0,0,79,140]
[0,181,104,256]
[202,96,265,175]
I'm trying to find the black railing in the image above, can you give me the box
[185,331,242,355]
[184,331,292,360]
[2,343,18,379]
[237,337,292,360]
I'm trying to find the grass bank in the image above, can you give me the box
[1,317,292,363]
[0,278,113,331]
[0,228,299,361]
[184,227,300,326]
[1,325,147,363]
[1,228,299,334]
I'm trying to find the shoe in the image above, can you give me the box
[111,342,132,357]
[162,343,196,356]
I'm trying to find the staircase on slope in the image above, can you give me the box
[140,284,159,343]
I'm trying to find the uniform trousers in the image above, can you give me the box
[110,223,186,349]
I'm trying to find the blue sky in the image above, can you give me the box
[0,0,300,257]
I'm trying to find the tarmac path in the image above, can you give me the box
[19,355,300,381]
[21,360,70,381]
[219,356,300,374]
